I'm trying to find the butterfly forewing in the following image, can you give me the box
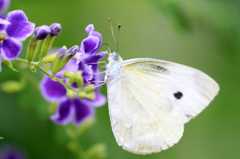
[123,58,220,123]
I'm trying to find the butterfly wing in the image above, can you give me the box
[107,62,186,154]
[107,58,219,154]
[122,58,220,122]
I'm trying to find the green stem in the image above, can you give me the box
[15,58,80,93]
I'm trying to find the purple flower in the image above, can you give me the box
[0,146,26,159]
[40,24,106,126]
[40,59,106,126]
[0,10,35,72]
[76,24,107,85]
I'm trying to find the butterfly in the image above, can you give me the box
[105,52,219,154]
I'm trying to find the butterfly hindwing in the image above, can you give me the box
[107,63,186,154]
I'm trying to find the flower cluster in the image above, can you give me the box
[76,24,107,85]
[0,10,35,71]
[0,0,107,127]
[0,0,108,158]
[40,24,106,126]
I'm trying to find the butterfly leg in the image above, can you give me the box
[85,61,107,68]
[84,81,106,88]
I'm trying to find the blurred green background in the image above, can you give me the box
[0,0,240,158]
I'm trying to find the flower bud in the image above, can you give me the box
[26,36,40,64]
[51,46,67,76]
[42,53,57,63]
[67,45,79,58]
[74,71,83,88]
[51,46,79,76]
[86,92,96,100]
[84,84,96,93]
[68,74,76,84]
[50,23,62,36]
[63,71,74,79]
[39,36,54,61]
[38,23,61,63]
[57,46,67,57]
[78,91,87,99]
[34,25,51,40]
[66,89,75,99]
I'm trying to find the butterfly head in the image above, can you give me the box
[105,52,123,83]
[108,52,123,63]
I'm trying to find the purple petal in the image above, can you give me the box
[84,24,102,53]
[80,35,100,54]
[2,38,21,60]
[85,24,94,35]
[91,31,102,48]
[85,51,107,72]
[51,98,73,125]
[85,24,102,43]
[78,62,93,83]
[83,90,106,107]
[0,18,10,31]
[91,73,104,87]
[73,98,94,125]
[60,59,78,73]
[88,68,104,87]
[6,10,35,40]
[70,82,78,89]
[40,76,66,102]
[75,52,85,64]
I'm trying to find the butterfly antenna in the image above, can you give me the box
[108,17,116,50]
[115,23,121,53]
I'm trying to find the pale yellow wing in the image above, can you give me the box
[107,65,185,154]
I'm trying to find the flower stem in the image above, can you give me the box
[15,58,80,93]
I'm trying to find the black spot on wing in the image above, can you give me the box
[174,91,183,99]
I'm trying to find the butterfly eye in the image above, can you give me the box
[174,91,183,99]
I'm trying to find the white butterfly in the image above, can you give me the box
[105,52,219,154]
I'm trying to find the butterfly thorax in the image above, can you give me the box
[105,52,123,84]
